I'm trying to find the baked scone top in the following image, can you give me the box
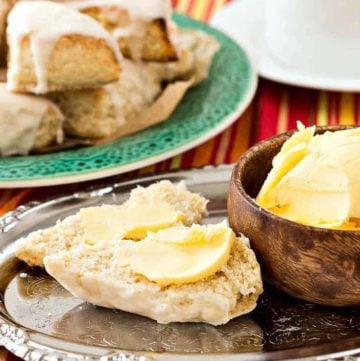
[7,0,122,93]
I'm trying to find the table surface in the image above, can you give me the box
[1,0,360,359]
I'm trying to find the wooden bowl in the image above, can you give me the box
[228,126,360,307]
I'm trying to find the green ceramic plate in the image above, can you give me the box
[0,13,257,188]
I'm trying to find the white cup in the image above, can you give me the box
[265,0,360,76]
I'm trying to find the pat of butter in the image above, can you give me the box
[257,124,360,229]
[80,204,184,243]
[118,222,235,286]
[256,124,314,208]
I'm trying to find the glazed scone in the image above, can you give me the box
[44,224,263,325]
[0,83,64,156]
[49,29,219,140]
[67,0,178,62]
[15,180,208,267]
[6,1,122,94]
[150,28,220,84]
[50,59,162,139]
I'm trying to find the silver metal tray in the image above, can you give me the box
[0,165,359,361]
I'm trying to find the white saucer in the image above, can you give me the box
[210,0,360,92]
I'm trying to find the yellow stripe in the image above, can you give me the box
[215,128,231,164]
[176,0,190,13]
[277,90,289,133]
[170,155,182,169]
[191,0,208,19]
[138,165,155,175]
[317,91,328,126]
[339,93,355,125]
[212,0,227,13]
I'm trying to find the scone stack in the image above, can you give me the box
[0,0,219,156]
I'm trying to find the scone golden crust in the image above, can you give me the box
[150,28,220,84]
[0,82,64,156]
[7,1,122,94]
[50,88,119,140]
[15,181,208,267]
[116,18,177,62]
[70,0,178,62]
[44,234,263,325]
[8,34,120,94]
[50,60,162,139]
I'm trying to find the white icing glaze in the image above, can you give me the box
[0,83,62,156]
[7,1,122,94]
[67,0,171,20]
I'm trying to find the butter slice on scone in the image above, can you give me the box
[0,82,64,156]
[44,223,263,325]
[6,1,122,94]
[15,181,208,267]
[67,0,178,62]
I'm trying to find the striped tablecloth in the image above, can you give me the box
[1,0,360,359]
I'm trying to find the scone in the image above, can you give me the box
[6,1,122,94]
[67,0,178,62]
[50,59,162,139]
[50,29,219,141]
[44,223,263,325]
[0,82,64,156]
[15,180,208,267]
[150,28,220,84]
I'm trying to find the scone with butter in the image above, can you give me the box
[44,222,263,325]
[16,181,208,267]
[7,1,121,94]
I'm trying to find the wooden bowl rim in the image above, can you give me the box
[232,124,360,235]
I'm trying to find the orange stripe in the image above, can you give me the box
[277,89,289,133]
[328,93,340,125]
[192,137,216,167]
[0,190,12,207]
[229,105,253,163]
[339,93,355,125]
[186,0,196,15]
[175,0,190,12]
[203,0,216,21]
[0,189,32,216]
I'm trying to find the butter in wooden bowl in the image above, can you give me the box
[256,122,360,230]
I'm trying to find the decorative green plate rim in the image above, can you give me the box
[0,13,258,188]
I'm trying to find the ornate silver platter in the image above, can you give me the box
[0,165,359,361]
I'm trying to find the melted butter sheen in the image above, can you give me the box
[117,223,235,286]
